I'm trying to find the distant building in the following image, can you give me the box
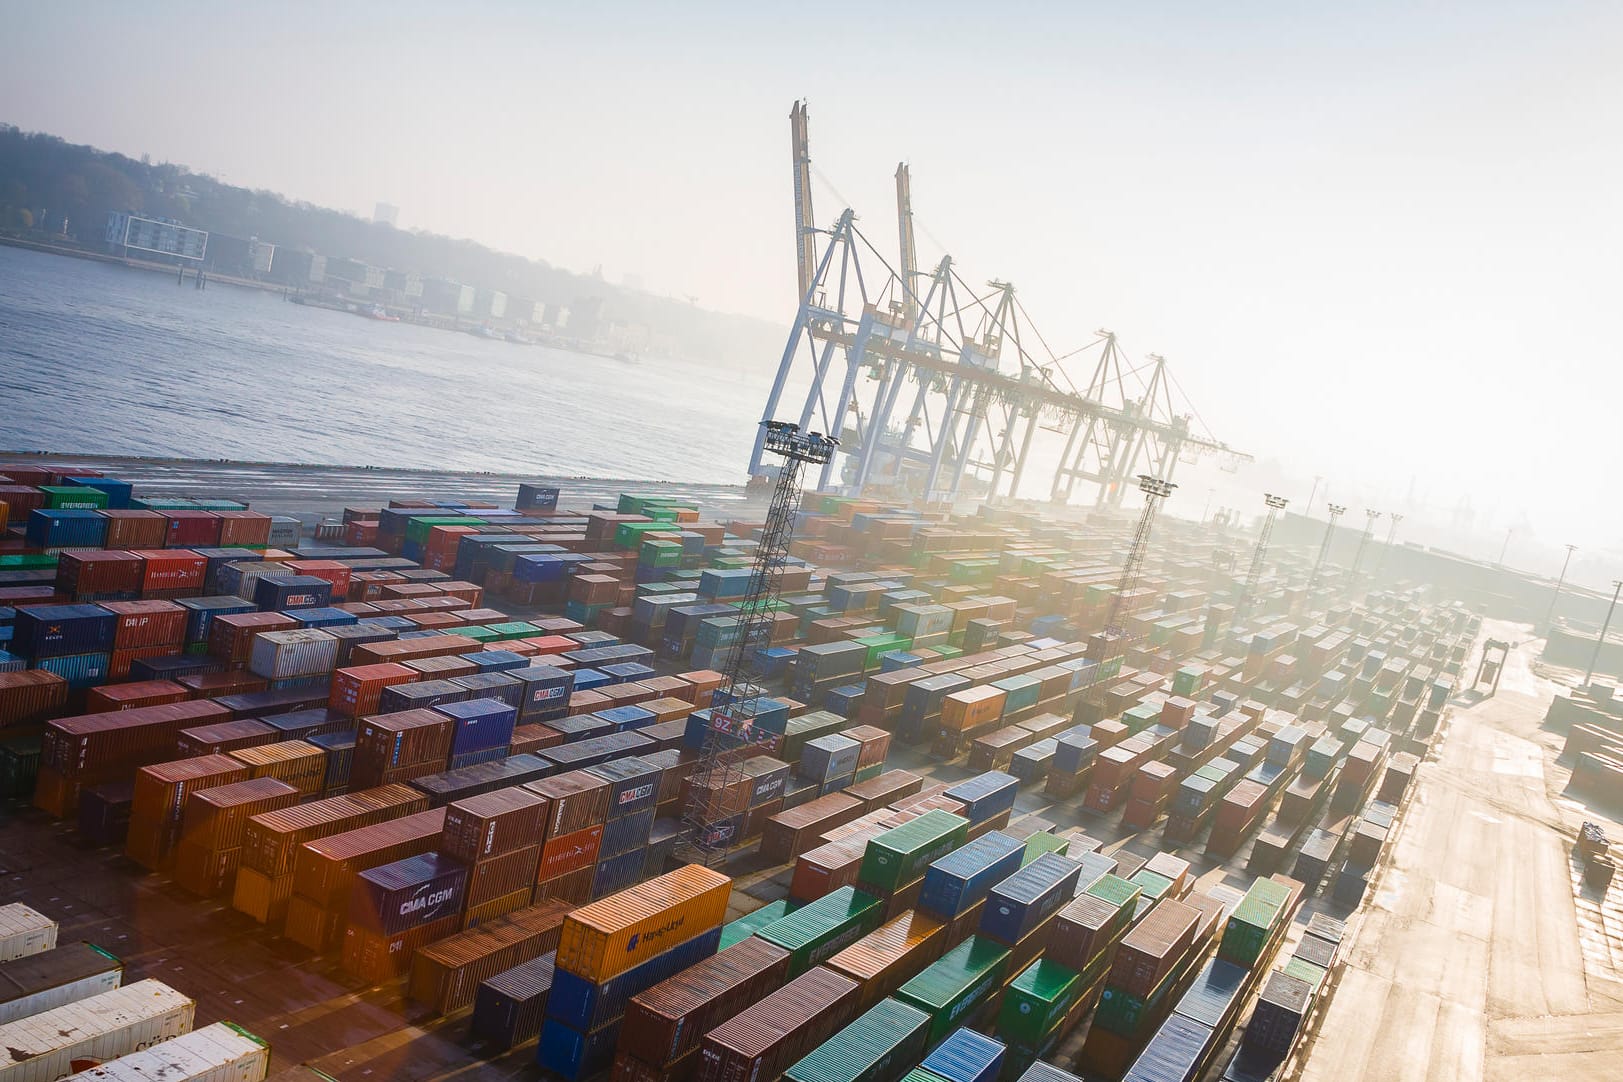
[373,202,399,227]
[203,232,252,276]
[106,212,207,263]
[272,250,325,286]
[475,288,507,321]
[568,296,604,340]
[250,239,275,275]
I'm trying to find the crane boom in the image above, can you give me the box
[896,162,919,328]
[791,101,817,302]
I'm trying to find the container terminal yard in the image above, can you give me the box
[0,450,1620,1082]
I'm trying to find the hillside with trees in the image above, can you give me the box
[0,123,782,366]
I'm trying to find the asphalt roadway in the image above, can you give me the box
[1292,623,1623,1082]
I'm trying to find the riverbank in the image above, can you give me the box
[0,451,765,519]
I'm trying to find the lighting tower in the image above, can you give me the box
[1350,509,1382,580]
[1585,580,1623,687]
[1236,494,1288,623]
[680,421,837,867]
[1105,476,1178,637]
[1372,512,1404,585]
[1307,503,1347,599]
[1544,543,1578,634]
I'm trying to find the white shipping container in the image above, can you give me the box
[65,1022,268,1082]
[0,906,57,963]
[0,979,194,1082]
[0,945,123,1023]
[248,630,338,680]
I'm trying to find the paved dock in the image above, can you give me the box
[1294,624,1623,1082]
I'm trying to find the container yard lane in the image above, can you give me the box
[1296,623,1623,1082]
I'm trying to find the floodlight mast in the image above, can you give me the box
[678,421,837,867]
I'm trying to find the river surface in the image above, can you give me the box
[0,245,773,482]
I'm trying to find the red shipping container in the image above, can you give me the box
[345,521,380,547]
[329,663,419,718]
[100,510,167,550]
[175,671,268,700]
[130,549,207,596]
[287,560,352,601]
[101,599,188,650]
[109,644,178,681]
[526,771,610,836]
[85,680,189,713]
[404,611,465,632]
[209,611,299,666]
[349,571,403,601]
[524,635,576,656]
[164,511,222,548]
[442,787,550,864]
[0,485,45,516]
[0,465,52,486]
[214,510,272,547]
[467,844,543,908]
[432,581,484,607]
[174,718,278,757]
[56,551,145,599]
[537,823,603,880]
[535,865,595,905]
[0,671,71,728]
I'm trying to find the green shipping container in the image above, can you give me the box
[1172,666,1205,697]
[0,553,58,569]
[997,960,1081,1048]
[855,633,911,671]
[859,809,970,894]
[895,936,1010,1044]
[785,998,932,1082]
[1219,878,1291,967]
[1129,869,1174,903]
[405,516,482,544]
[1283,956,1327,992]
[781,712,848,763]
[1122,703,1161,733]
[1021,833,1069,867]
[484,621,540,641]
[899,1071,952,1082]
[755,887,884,975]
[457,625,502,643]
[992,675,1042,716]
[615,521,676,549]
[721,900,795,950]
[40,485,108,510]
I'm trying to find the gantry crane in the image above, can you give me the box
[752,100,1250,505]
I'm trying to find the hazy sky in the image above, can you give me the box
[5,2,1621,576]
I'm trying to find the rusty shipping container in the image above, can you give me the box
[696,966,861,1082]
[408,898,573,1014]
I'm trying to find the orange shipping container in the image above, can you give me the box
[329,662,419,718]
[940,686,1006,733]
[230,740,328,796]
[555,865,732,983]
[825,909,947,1010]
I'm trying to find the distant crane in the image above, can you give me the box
[1307,503,1347,599]
[1350,509,1382,581]
[753,100,1250,503]
[680,421,836,867]
[1236,494,1288,624]
[1081,475,1176,711]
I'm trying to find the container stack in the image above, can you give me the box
[539,865,732,1080]
[442,786,547,929]
[351,708,455,788]
[234,784,430,925]
[857,810,971,921]
[282,807,449,952]
[0,979,195,1082]
[612,935,792,1082]
[472,951,557,1051]
[0,940,123,1024]
[529,771,612,904]
[34,700,229,817]
[172,777,302,897]
[696,965,862,1082]
[586,757,662,897]
[409,898,573,1015]
[342,852,470,983]
[892,934,1011,1046]
[125,753,250,871]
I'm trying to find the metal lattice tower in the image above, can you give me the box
[1350,509,1382,580]
[1081,475,1175,707]
[1236,494,1288,623]
[1372,512,1404,586]
[1307,503,1347,598]
[679,421,836,868]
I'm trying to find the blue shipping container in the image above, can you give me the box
[25,509,108,550]
[1121,1012,1214,1082]
[545,925,721,1033]
[586,755,662,815]
[35,651,111,689]
[511,665,574,722]
[176,596,255,644]
[438,697,518,757]
[537,1018,622,1080]
[920,831,1026,918]
[11,604,116,660]
[450,672,524,709]
[469,650,529,673]
[921,1028,1008,1082]
[65,476,133,509]
[943,772,1019,824]
[600,809,656,858]
[979,852,1083,946]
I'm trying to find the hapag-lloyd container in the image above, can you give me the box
[546,924,722,1033]
[554,865,731,983]
[0,979,195,1082]
[350,852,470,936]
[620,936,793,1068]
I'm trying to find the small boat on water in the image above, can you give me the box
[366,306,400,322]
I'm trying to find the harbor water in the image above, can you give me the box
[0,245,771,483]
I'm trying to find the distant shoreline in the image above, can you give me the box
[0,233,283,292]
